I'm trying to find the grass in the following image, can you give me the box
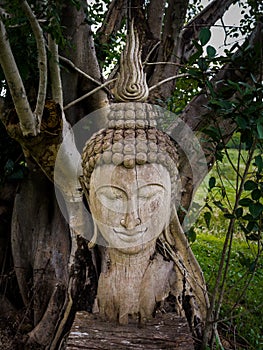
[192,234,263,349]
[191,147,263,349]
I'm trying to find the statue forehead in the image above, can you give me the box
[90,163,171,190]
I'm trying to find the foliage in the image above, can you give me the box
[186,0,204,22]
[238,0,263,36]
[181,24,263,348]
[192,233,263,349]
[163,22,263,348]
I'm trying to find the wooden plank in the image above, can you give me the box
[65,312,194,350]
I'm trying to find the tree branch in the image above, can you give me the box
[59,55,110,93]
[21,0,47,133]
[168,20,263,218]
[148,73,189,92]
[180,0,235,61]
[97,0,126,47]
[63,79,117,111]
[48,35,63,107]
[0,15,37,136]
[148,0,236,102]
[148,0,189,100]
[146,0,166,40]
[177,20,263,133]
[60,2,109,124]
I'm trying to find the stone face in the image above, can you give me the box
[65,311,195,350]
[89,163,171,253]
[87,162,174,323]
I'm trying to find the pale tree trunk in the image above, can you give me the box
[11,168,70,346]
[0,1,108,347]
[0,15,37,136]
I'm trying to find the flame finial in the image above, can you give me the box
[114,20,149,102]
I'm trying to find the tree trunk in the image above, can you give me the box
[11,167,70,346]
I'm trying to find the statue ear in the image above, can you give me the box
[161,206,175,246]
[88,217,98,249]
[166,205,185,246]
[164,225,175,246]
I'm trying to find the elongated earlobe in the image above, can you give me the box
[164,224,175,246]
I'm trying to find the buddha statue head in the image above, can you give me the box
[80,102,180,254]
[76,22,208,329]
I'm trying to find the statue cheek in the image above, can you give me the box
[149,198,161,213]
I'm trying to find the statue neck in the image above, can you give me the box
[108,243,156,266]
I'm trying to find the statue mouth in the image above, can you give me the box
[113,228,148,242]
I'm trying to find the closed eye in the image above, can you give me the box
[96,186,127,202]
[138,184,164,200]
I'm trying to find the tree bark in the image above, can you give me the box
[97,0,126,47]
[0,16,37,136]
[11,168,70,346]
[60,1,109,126]
[148,0,189,100]
[20,0,47,132]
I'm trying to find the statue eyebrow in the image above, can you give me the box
[138,183,165,190]
[96,185,126,193]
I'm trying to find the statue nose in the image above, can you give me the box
[120,214,141,229]
[120,197,141,229]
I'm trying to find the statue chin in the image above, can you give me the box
[99,224,158,255]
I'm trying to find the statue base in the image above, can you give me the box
[65,311,194,349]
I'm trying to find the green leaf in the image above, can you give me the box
[224,213,235,219]
[227,79,242,93]
[206,45,216,58]
[188,68,203,79]
[204,211,211,228]
[257,119,263,139]
[255,155,263,173]
[246,221,259,234]
[199,28,211,46]
[189,40,203,64]
[251,189,262,201]
[192,39,203,52]
[235,207,243,218]
[198,57,208,71]
[205,81,216,98]
[239,222,249,234]
[243,213,254,221]
[249,202,263,218]
[209,176,216,189]
[186,227,197,243]
[236,116,247,129]
[247,232,260,241]
[244,180,258,191]
[239,198,253,206]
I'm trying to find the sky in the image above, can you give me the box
[202,0,247,54]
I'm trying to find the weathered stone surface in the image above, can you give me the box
[65,311,194,350]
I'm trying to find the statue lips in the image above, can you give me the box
[113,228,148,243]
